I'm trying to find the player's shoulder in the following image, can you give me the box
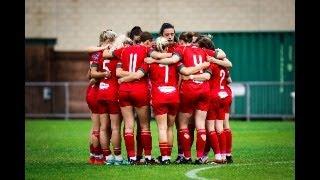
[89,49,103,61]
[204,48,215,56]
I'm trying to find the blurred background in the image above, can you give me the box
[25,0,295,120]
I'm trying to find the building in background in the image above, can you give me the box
[25,0,295,119]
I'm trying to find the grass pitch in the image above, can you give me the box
[25,120,294,179]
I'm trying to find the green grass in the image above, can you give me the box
[25,120,294,179]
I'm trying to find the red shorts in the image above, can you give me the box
[152,102,179,116]
[179,82,211,113]
[119,88,150,107]
[206,91,232,120]
[98,82,119,102]
[98,100,121,114]
[151,86,179,105]
[86,85,104,114]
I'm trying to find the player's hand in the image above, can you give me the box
[216,48,226,59]
[89,78,97,85]
[144,57,156,64]
[118,78,124,84]
[104,71,111,78]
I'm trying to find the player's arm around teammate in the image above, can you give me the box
[85,30,115,165]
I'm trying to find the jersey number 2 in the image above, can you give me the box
[220,69,225,89]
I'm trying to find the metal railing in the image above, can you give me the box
[25,81,295,121]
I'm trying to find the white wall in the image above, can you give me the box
[26,0,295,51]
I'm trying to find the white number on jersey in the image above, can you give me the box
[159,64,169,83]
[103,59,110,79]
[220,69,225,89]
[193,55,203,73]
[129,53,137,72]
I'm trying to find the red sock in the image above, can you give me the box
[141,130,152,156]
[188,124,195,147]
[159,142,169,156]
[124,132,135,158]
[114,147,121,156]
[93,146,102,157]
[179,128,191,158]
[177,131,183,155]
[196,129,206,158]
[136,130,143,157]
[208,131,220,155]
[217,131,226,155]
[97,144,102,155]
[224,129,232,154]
[204,133,211,155]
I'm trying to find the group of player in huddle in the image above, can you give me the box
[85,23,233,166]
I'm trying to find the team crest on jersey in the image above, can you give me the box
[91,52,100,61]
[99,82,109,90]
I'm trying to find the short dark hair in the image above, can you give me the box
[140,31,153,42]
[159,23,175,36]
[129,26,142,39]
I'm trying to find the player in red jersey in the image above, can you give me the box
[206,62,231,164]
[187,35,232,164]
[104,32,171,165]
[127,26,144,162]
[96,33,133,165]
[85,30,114,165]
[158,23,187,163]
[145,32,215,164]
[119,36,209,164]
[89,33,134,165]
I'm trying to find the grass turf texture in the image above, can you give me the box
[25,120,294,179]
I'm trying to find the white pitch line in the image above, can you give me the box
[185,161,294,180]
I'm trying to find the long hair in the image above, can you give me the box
[98,30,117,46]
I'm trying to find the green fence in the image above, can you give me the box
[152,32,295,119]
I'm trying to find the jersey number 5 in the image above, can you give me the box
[103,60,110,79]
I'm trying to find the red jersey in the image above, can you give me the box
[86,50,104,113]
[99,57,119,85]
[167,43,181,53]
[203,48,216,58]
[87,50,104,88]
[113,44,151,92]
[140,62,179,104]
[97,57,119,101]
[175,45,211,88]
[208,63,230,98]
